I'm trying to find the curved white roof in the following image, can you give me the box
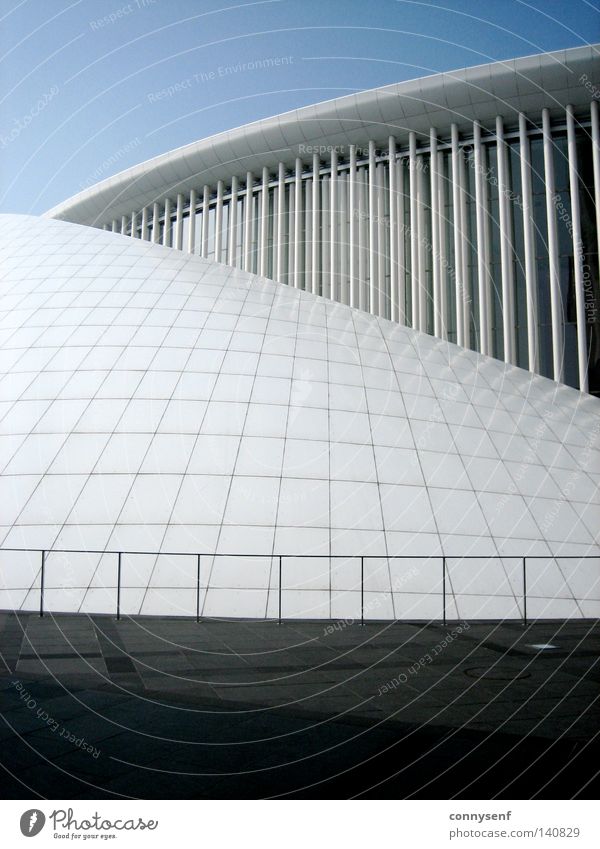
[0,215,598,618]
[45,45,598,226]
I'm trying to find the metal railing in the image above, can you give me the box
[1,548,598,624]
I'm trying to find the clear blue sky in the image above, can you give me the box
[1,0,598,214]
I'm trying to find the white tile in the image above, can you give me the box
[46,433,110,474]
[201,401,247,435]
[157,400,208,433]
[375,446,424,485]
[428,488,488,536]
[251,376,290,405]
[380,484,436,533]
[203,588,268,618]
[369,415,415,448]
[139,433,195,474]
[329,383,367,412]
[286,406,329,441]
[116,398,169,433]
[283,439,330,479]
[331,442,376,481]
[188,434,240,474]
[223,476,280,526]
[120,474,182,524]
[15,475,85,525]
[244,403,288,438]
[330,480,383,530]
[464,456,514,492]
[329,410,371,443]
[171,372,217,400]
[208,555,273,589]
[211,373,254,403]
[235,436,284,476]
[171,475,230,524]
[418,451,469,489]
[278,478,330,527]
[273,525,330,555]
[290,379,328,408]
[450,424,498,458]
[525,497,594,544]
[3,433,66,475]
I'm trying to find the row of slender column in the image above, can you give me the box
[107,105,596,392]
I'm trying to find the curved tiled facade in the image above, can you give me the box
[47,46,600,395]
[1,214,598,619]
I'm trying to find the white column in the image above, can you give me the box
[542,107,563,383]
[229,175,239,269]
[349,145,357,307]
[518,114,538,372]
[368,140,377,315]
[187,189,196,254]
[397,159,406,326]
[388,136,398,323]
[131,210,138,239]
[451,124,464,346]
[377,163,386,317]
[312,153,320,295]
[566,104,589,393]
[417,156,427,332]
[162,197,171,247]
[409,132,419,330]
[276,163,285,283]
[430,130,441,338]
[112,219,118,233]
[482,145,493,351]
[214,180,224,263]
[496,116,516,364]
[437,150,448,340]
[103,224,109,231]
[592,100,600,266]
[260,167,269,277]
[141,206,149,241]
[321,175,330,294]
[459,152,470,349]
[175,193,184,250]
[339,170,348,305]
[244,171,253,272]
[329,149,338,302]
[201,186,210,258]
[293,158,302,288]
[120,215,127,235]
[288,182,295,283]
[474,122,491,356]
[151,203,160,243]
[358,168,367,312]
[305,179,313,292]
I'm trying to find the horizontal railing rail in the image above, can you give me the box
[0,548,598,625]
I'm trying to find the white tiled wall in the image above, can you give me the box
[0,214,598,620]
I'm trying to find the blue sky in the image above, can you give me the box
[1,0,598,214]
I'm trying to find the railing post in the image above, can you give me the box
[278,555,282,625]
[196,554,201,623]
[116,552,121,621]
[523,556,527,627]
[40,550,45,618]
[360,556,364,626]
[442,555,446,626]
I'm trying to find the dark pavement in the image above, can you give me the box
[0,612,598,799]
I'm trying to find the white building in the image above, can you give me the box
[0,46,598,620]
[48,45,600,396]
[0,214,597,620]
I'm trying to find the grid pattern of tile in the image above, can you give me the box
[0,214,598,619]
